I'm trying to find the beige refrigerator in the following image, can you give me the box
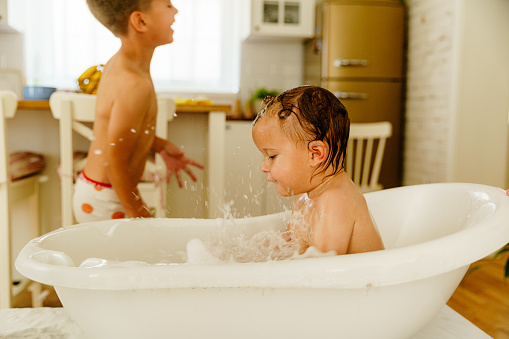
[305,0,405,189]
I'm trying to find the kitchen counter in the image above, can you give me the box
[11,99,232,230]
[16,99,231,115]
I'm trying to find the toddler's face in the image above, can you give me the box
[252,116,313,197]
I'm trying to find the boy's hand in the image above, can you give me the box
[159,147,204,188]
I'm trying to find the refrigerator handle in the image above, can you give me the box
[334,91,368,100]
[333,59,369,68]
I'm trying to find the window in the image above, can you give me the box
[21,0,241,93]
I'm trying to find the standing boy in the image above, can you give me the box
[74,0,203,222]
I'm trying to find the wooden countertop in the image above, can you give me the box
[17,100,231,114]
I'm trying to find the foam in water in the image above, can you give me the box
[185,233,335,265]
[77,202,336,268]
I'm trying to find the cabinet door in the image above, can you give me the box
[324,80,402,188]
[250,0,315,38]
[225,121,293,216]
[303,39,321,86]
[323,3,404,79]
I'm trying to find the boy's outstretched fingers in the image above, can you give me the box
[188,158,205,169]
[160,149,204,187]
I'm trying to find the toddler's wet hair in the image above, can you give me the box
[254,85,350,176]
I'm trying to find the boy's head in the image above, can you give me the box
[86,0,153,37]
[253,85,350,178]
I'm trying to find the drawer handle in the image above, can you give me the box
[333,59,369,67]
[334,91,368,100]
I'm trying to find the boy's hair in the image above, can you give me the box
[86,0,153,37]
[254,85,350,177]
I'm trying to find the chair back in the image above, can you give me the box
[0,91,18,307]
[49,92,176,226]
[346,122,392,193]
[0,91,18,187]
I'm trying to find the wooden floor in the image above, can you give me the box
[13,252,509,338]
[447,251,509,339]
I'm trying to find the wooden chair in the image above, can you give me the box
[347,122,392,193]
[0,90,44,308]
[49,92,176,226]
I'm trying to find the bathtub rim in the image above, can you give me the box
[15,183,509,290]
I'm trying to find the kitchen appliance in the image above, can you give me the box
[305,0,405,188]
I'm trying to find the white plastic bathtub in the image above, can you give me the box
[16,183,509,339]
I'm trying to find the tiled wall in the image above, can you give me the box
[239,39,304,109]
[403,0,457,185]
[0,32,23,69]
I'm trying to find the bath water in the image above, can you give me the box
[78,220,333,268]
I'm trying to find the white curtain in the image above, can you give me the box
[21,0,241,93]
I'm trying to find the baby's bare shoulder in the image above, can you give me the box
[320,177,366,209]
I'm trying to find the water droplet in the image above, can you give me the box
[94,150,102,155]
[110,143,116,146]
[173,113,178,117]
[144,130,149,134]
[131,129,136,133]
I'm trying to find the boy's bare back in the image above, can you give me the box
[83,52,158,217]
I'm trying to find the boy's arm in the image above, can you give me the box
[105,82,152,218]
[151,137,204,188]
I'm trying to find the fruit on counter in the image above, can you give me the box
[77,64,104,94]
[174,97,213,105]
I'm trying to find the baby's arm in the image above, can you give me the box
[311,192,384,254]
[106,82,152,218]
[310,202,354,255]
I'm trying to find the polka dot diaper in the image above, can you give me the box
[73,172,128,223]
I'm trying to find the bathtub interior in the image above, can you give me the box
[31,212,289,267]
[368,184,498,248]
[16,183,509,291]
[34,184,500,267]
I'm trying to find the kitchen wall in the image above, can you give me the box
[0,32,23,96]
[0,32,23,70]
[403,0,456,184]
[403,0,509,188]
[239,39,305,112]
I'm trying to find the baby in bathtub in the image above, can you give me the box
[252,85,385,255]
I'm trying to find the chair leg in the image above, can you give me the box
[28,181,43,307]
[29,282,49,308]
[28,184,40,243]
[0,188,12,308]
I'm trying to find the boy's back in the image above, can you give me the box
[83,51,158,216]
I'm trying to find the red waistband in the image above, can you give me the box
[81,171,112,188]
